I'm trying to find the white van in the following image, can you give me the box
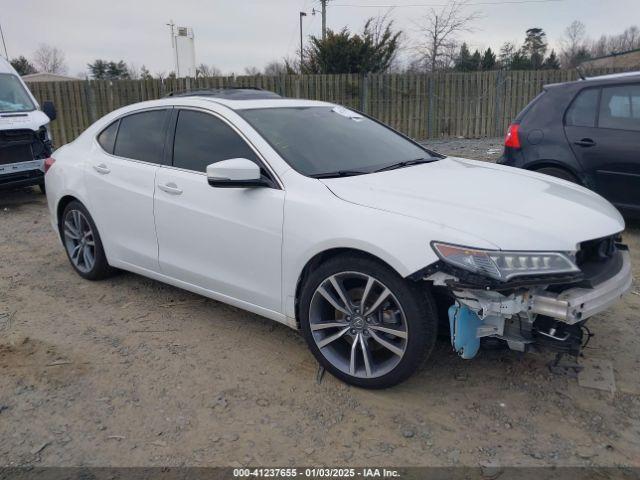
[0,56,56,192]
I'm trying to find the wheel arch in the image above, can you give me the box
[56,195,81,231]
[293,247,406,328]
[524,160,583,184]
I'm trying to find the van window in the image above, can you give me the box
[172,110,259,172]
[565,88,599,128]
[97,120,119,154]
[599,84,640,131]
[0,73,35,113]
[113,110,167,163]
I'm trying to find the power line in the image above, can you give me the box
[332,0,565,7]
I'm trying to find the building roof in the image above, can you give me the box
[22,72,79,82]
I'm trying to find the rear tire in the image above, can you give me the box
[299,254,438,389]
[535,167,579,184]
[60,200,114,280]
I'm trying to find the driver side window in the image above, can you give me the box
[172,110,260,172]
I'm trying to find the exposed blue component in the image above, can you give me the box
[448,303,482,360]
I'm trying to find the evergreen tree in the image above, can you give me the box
[542,50,561,69]
[454,43,474,71]
[470,49,482,70]
[522,28,547,69]
[510,50,532,70]
[481,48,497,70]
[140,65,153,80]
[10,56,37,75]
[304,17,401,74]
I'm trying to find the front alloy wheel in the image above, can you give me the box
[300,254,438,388]
[309,272,408,379]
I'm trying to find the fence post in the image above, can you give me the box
[359,73,369,113]
[84,80,98,124]
[493,69,504,137]
[427,74,435,139]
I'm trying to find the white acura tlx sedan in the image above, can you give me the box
[45,88,632,388]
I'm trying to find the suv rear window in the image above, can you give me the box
[599,84,640,131]
[565,88,599,128]
[113,110,168,163]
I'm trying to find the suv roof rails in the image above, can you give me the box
[164,87,282,100]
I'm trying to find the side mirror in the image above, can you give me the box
[42,101,57,121]
[206,158,273,188]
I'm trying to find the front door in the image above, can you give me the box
[565,84,640,210]
[154,108,285,313]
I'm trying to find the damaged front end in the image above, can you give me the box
[414,235,632,359]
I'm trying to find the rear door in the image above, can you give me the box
[565,84,640,209]
[85,108,170,271]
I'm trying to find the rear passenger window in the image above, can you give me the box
[599,84,640,131]
[113,110,167,163]
[172,110,259,172]
[565,89,599,128]
[97,120,119,154]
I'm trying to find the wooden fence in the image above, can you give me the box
[26,68,622,146]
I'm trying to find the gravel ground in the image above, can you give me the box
[420,137,505,162]
[1,139,639,469]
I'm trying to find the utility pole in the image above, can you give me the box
[166,20,179,76]
[299,11,307,73]
[320,0,328,40]
[0,19,8,59]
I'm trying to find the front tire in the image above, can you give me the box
[60,201,114,280]
[299,254,438,389]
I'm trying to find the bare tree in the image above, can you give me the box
[32,44,68,74]
[196,63,222,77]
[127,63,140,80]
[590,25,640,57]
[244,66,261,76]
[560,20,588,68]
[263,60,288,76]
[414,0,479,71]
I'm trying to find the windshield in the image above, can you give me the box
[240,106,440,177]
[0,73,35,113]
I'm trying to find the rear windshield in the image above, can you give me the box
[0,73,35,113]
[239,106,436,176]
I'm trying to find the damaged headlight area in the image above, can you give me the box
[431,242,580,281]
[423,238,632,361]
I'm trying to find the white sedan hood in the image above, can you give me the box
[321,157,625,252]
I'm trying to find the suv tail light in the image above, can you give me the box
[504,124,521,149]
[44,156,56,174]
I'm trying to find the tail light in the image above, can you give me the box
[504,124,521,149]
[44,157,56,174]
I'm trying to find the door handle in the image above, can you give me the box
[158,182,183,195]
[93,163,111,174]
[574,138,596,148]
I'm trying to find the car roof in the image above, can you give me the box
[162,87,334,110]
[167,88,282,100]
[545,70,640,89]
[0,56,18,75]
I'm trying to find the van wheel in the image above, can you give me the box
[299,254,438,389]
[60,201,114,280]
[536,167,579,184]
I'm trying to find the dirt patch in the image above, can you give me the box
[1,143,639,467]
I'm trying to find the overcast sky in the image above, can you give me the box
[2,0,639,76]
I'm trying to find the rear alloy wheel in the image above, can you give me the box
[536,167,579,184]
[300,255,437,388]
[61,201,114,280]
